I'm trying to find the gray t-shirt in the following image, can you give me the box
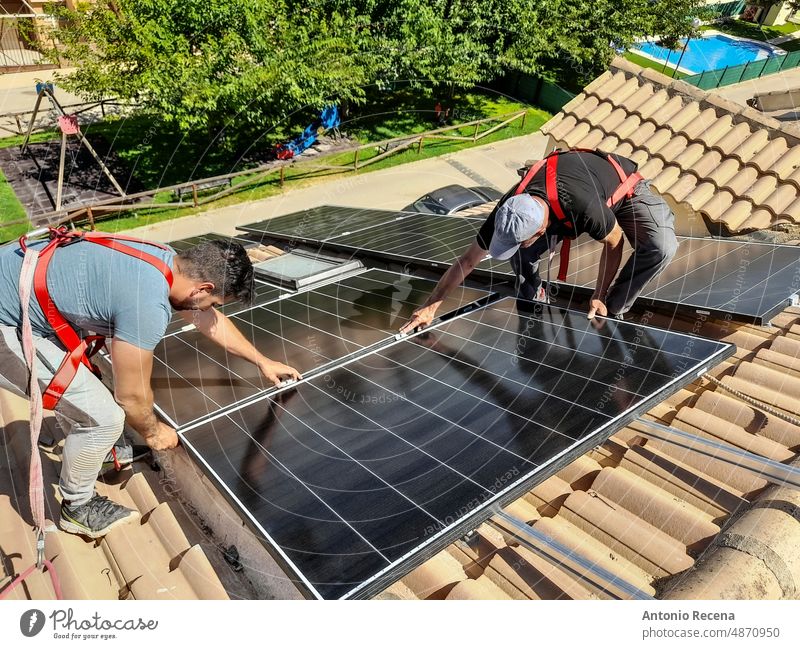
[0,238,175,351]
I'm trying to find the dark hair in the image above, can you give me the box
[177,240,254,305]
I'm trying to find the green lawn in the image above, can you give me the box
[623,51,690,79]
[0,169,28,243]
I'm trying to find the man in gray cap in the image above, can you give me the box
[400,149,678,333]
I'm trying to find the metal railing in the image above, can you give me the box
[0,15,60,72]
[0,109,530,238]
[683,49,800,90]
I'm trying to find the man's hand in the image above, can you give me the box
[144,422,179,451]
[587,298,608,319]
[400,304,438,334]
[258,358,302,387]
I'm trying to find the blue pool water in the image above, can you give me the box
[634,33,779,74]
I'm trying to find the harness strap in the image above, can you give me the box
[605,155,643,207]
[511,149,643,284]
[22,228,173,411]
[558,238,571,282]
[545,154,571,229]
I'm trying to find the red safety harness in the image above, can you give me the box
[513,149,643,280]
[18,227,174,411]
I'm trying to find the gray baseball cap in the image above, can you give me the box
[489,193,546,260]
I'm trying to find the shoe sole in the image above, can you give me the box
[59,509,140,539]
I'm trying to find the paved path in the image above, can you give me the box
[125,133,551,242]
[715,66,800,107]
[0,69,114,137]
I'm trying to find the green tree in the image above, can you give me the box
[43,0,710,136]
[43,0,377,138]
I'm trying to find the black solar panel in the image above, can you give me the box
[178,298,734,599]
[546,235,800,324]
[238,206,410,244]
[152,269,492,429]
[237,206,511,276]
[327,212,509,275]
[239,207,800,323]
[167,232,259,253]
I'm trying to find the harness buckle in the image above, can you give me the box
[36,530,45,569]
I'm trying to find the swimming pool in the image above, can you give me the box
[633,32,782,74]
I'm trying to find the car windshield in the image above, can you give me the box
[414,197,449,215]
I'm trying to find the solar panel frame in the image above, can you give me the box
[176,298,735,599]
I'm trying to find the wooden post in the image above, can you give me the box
[14,114,22,135]
[521,111,527,130]
[55,130,67,211]
[86,207,95,230]
[279,165,285,187]
[417,137,424,153]
[473,123,480,141]
[101,100,106,117]
[191,183,199,207]
[354,148,360,170]
[20,91,46,154]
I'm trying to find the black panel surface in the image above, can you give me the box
[238,206,410,243]
[327,211,509,275]
[168,232,259,253]
[153,269,490,428]
[546,235,800,324]
[180,298,734,599]
[238,206,511,276]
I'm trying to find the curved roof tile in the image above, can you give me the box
[540,58,800,233]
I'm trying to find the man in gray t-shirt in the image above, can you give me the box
[0,236,300,538]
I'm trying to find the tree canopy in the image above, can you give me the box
[43,0,706,137]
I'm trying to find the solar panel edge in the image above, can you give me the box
[178,434,325,600]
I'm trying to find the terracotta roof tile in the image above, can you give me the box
[445,575,514,600]
[0,389,228,601]
[401,549,467,599]
[560,490,693,577]
[693,390,800,450]
[532,516,657,595]
[590,466,719,551]
[540,58,800,233]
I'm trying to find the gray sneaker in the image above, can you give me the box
[101,444,150,472]
[59,494,139,538]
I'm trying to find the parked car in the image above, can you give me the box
[403,184,503,215]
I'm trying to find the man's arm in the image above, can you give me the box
[179,308,301,386]
[587,222,625,319]
[111,339,178,450]
[399,241,487,334]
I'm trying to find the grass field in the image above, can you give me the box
[0,169,29,242]
[623,50,690,79]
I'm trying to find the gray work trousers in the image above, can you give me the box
[0,326,124,506]
[605,180,678,315]
[511,180,678,315]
